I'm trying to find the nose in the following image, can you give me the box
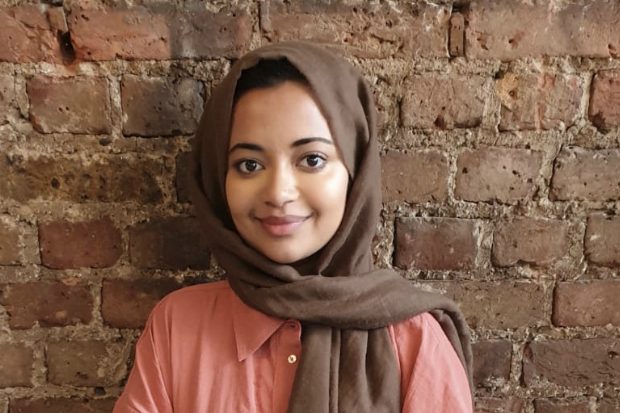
[263,164,299,208]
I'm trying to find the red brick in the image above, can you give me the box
[0,220,20,265]
[473,340,512,386]
[27,76,111,134]
[262,1,450,58]
[600,399,620,413]
[394,218,477,270]
[455,147,542,203]
[0,6,63,63]
[439,281,546,329]
[0,75,16,123]
[47,340,127,386]
[554,281,620,327]
[39,218,122,269]
[0,154,164,204]
[466,0,620,60]
[523,338,620,387]
[496,73,583,131]
[102,278,182,328]
[589,70,620,131]
[11,398,116,413]
[475,398,525,413]
[401,75,486,129]
[534,399,590,413]
[381,151,448,203]
[0,281,92,329]
[492,218,570,267]
[550,148,620,201]
[585,214,620,267]
[68,7,251,61]
[121,76,203,137]
[129,217,210,270]
[0,343,33,387]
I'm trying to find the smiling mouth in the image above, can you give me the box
[256,215,310,237]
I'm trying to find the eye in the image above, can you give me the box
[235,159,263,174]
[299,153,327,170]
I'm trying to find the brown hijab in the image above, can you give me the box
[186,41,473,412]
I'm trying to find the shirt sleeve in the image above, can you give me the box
[389,312,473,413]
[113,302,174,413]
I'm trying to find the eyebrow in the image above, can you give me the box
[228,137,333,154]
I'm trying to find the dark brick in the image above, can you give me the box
[496,72,583,131]
[0,154,164,204]
[473,340,512,386]
[0,281,93,329]
[554,281,620,327]
[455,147,542,203]
[585,214,620,266]
[492,218,570,267]
[68,7,251,61]
[551,148,620,201]
[401,75,486,129]
[534,399,590,413]
[523,338,620,387]
[381,151,448,203]
[129,217,210,270]
[122,76,203,137]
[102,278,182,328]
[600,399,620,413]
[0,343,33,387]
[475,398,525,413]
[449,12,465,57]
[589,70,620,131]
[39,217,122,269]
[394,218,477,270]
[11,398,116,413]
[27,76,111,134]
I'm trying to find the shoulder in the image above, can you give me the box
[389,312,448,347]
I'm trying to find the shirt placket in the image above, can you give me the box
[272,319,302,413]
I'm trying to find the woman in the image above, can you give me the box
[113,41,473,413]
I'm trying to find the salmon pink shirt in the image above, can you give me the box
[113,280,472,413]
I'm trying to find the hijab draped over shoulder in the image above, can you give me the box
[186,41,473,412]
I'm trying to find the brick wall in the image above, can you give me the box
[0,1,619,412]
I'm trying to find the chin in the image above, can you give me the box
[260,247,313,265]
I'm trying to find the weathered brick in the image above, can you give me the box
[475,398,525,413]
[589,70,620,131]
[11,398,116,413]
[0,75,15,124]
[68,7,251,61]
[394,218,477,270]
[492,218,570,267]
[47,340,127,386]
[523,338,620,387]
[262,1,450,58]
[122,76,203,137]
[585,214,620,267]
[550,148,620,201]
[0,343,32,387]
[175,151,192,203]
[0,154,164,203]
[496,73,583,131]
[129,217,210,270]
[381,151,448,203]
[449,12,465,57]
[27,76,111,134]
[0,6,63,63]
[473,340,512,386]
[102,278,182,328]
[466,0,620,60]
[401,75,486,129]
[0,220,20,265]
[0,281,92,329]
[440,281,546,329]
[534,399,590,413]
[554,281,620,327]
[455,147,542,203]
[600,399,620,413]
[39,218,122,269]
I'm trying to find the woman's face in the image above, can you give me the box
[226,81,349,264]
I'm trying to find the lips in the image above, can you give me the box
[256,215,309,236]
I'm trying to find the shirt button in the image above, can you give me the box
[287,354,297,364]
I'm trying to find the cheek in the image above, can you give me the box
[313,166,349,220]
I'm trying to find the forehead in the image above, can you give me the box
[229,81,334,148]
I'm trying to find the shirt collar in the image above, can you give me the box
[230,288,287,362]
